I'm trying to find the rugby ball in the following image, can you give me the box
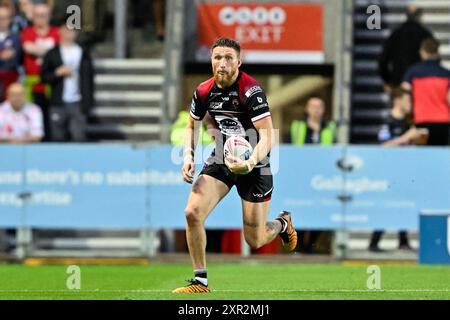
[224,135,253,161]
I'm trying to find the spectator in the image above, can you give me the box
[153,0,165,42]
[378,6,432,92]
[378,88,429,147]
[369,88,427,252]
[0,5,21,100]
[21,3,59,140]
[31,0,53,11]
[171,110,213,145]
[402,38,450,146]
[0,82,43,143]
[10,0,33,34]
[41,21,93,142]
[0,0,13,11]
[290,97,336,254]
[290,97,336,145]
[130,0,165,42]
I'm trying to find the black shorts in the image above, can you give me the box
[199,163,273,203]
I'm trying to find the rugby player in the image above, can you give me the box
[173,38,297,293]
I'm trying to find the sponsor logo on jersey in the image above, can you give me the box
[210,92,222,98]
[253,103,268,111]
[210,102,223,109]
[222,96,230,101]
[245,86,263,98]
[257,97,263,103]
[229,91,238,96]
[216,116,245,135]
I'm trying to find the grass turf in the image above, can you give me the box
[0,263,449,300]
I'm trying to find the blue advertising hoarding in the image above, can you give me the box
[271,146,450,230]
[419,211,450,264]
[0,144,449,230]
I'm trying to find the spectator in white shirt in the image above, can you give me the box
[0,82,44,143]
[41,20,94,142]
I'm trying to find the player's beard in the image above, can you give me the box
[214,68,238,88]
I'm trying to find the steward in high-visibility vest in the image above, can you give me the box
[170,111,213,145]
[290,119,336,145]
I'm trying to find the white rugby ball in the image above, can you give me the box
[224,135,253,161]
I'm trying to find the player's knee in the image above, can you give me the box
[184,205,203,225]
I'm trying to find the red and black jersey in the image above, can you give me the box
[189,71,271,167]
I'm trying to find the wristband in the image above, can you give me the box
[184,147,194,158]
[184,147,194,155]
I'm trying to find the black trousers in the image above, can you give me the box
[369,230,409,248]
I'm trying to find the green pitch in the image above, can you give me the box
[0,263,449,300]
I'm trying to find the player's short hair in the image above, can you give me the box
[420,37,439,55]
[390,87,409,102]
[211,38,241,56]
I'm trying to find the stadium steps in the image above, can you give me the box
[351,0,450,144]
[87,59,165,142]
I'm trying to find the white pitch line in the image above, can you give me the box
[212,289,450,293]
[0,289,449,293]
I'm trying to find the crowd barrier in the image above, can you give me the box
[0,144,449,231]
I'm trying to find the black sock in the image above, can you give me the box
[194,269,208,286]
[276,217,288,233]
